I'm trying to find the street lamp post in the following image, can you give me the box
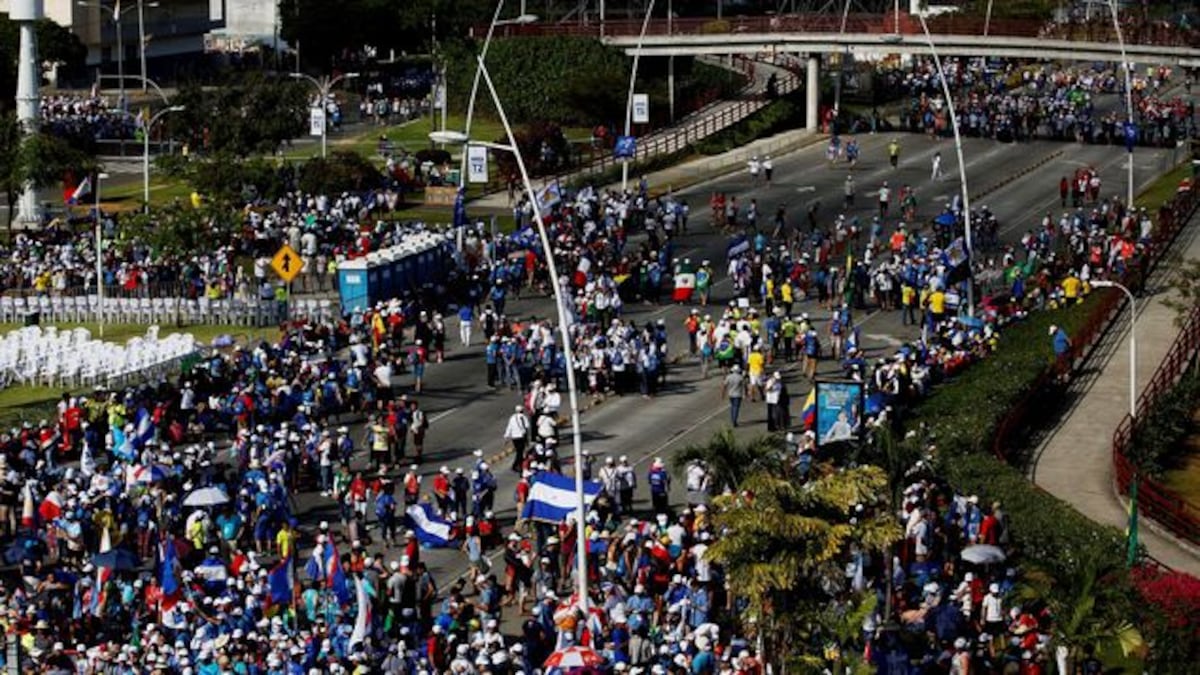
[1108,0,1136,208]
[621,0,657,194]
[290,72,360,158]
[143,105,185,212]
[432,53,591,614]
[457,0,537,184]
[98,73,168,106]
[1092,280,1137,422]
[79,1,158,108]
[916,11,975,317]
[95,172,110,339]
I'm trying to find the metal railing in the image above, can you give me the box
[1113,306,1200,548]
[992,178,1200,459]
[480,13,1197,46]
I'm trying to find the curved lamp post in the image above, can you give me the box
[142,104,184,212]
[621,0,657,194]
[1107,0,1136,207]
[916,11,975,317]
[431,55,591,613]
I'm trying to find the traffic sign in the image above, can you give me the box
[271,244,303,283]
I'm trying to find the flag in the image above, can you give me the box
[159,539,181,618]
[801,388,817,430]
[404,503,454,548]
[38,491,63,522]
[91,528,112,617]
[349,576,373,649]
[323,540,351,604]
[20,485,35,529]
[726,235,750,258]
[132,407,156,449]
[535,181,562,217]
[944,237,971,286]
[1125,476,1139,567]
[68,176,91,205]
[520,471,602,523]
[111,425,135,462]
[268,556,294,606]
[453,187,467,229]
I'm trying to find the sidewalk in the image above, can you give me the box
[1032,218,1200,576]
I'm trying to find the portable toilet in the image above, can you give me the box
[336,258,370,315]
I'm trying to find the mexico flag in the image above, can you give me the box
[673,272,696,303]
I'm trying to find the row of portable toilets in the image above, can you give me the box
[336,232,454,314]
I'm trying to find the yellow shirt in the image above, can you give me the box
[276,528,295,559]
[748,351,765,376]
[929,291,946,314]
[781,283,793,303]
[1062,276,1081,299]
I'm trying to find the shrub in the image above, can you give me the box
[693,93,805,156]
[1129,368,1200,478]
[190,154,288,204]
[1130,565,1200,672]
[297,151,383,196]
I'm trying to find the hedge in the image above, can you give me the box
[913,292,1103,455]
[905,291,1126,577]
[1129,368,1200,478]
[693,92,805,156]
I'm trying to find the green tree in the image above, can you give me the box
[0,111,98,227]
[705,465,901,666]
[1162,256,1200,325]
[297,151,382,196]
[672,427,784,494]
[1017,559,1145,671]
[171,75,308,157]
[118,201,241,259]
[0,17,89,101]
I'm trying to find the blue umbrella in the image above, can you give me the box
[934,212,957,226]
[92,548,140,571]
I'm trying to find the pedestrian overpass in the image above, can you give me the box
[491,12,1200,132]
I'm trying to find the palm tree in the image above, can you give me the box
[1017,558,1145,673]
[672,427,785,494]
[705,464,902,666]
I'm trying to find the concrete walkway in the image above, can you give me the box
[1032,211,1200,576]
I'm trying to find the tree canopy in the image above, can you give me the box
[0,17,88,106]
[170,75,309,157]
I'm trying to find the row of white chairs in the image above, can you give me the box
[0,325,196,389]
[0,294,337,327]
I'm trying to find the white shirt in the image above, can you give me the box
[982,592,1003,622]
[504,412,529,440]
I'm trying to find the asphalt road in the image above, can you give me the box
[286,120,1186,613]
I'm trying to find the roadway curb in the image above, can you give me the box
[642,132,826,201]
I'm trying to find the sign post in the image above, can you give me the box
[467,145,489,184]
[271,244,303,285]
[632,93,650,124]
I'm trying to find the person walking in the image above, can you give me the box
[931,151,944,181]
[888,138,900,169]
[457,304,474,347]
[723,364,746,427]
[1050,324,1072,383]
[844,174,855,209]
[504,405,530,472]
[878,181,891,220]
[762,155,774,183]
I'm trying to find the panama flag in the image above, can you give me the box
[67,176,91,205]
[38,490,63,522]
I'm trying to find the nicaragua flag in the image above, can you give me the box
[132,407,156,450]
[110,425,135,462]
[520,471,602,524]
[323,540,351,605]
[404,503,454,548]
[67,176,91,205]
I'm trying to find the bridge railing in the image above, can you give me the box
[481,12,1197,47]
[1113,304,1200,549]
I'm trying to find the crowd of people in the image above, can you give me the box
[40,94,139,144]
[891,58,1195,146]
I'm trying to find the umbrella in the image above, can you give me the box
[544,647,605,670]
[3,535,45,565]
[92,547,140,571]
[182,486,230,508]
[934,212,957,226]
[129,464,170,485]
[961,544,1006,565]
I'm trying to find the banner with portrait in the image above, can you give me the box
[815,380,864,447]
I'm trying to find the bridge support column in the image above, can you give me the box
[805,55,819,134]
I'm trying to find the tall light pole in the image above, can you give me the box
[433,54,591,615]
[143,105,184,212]
[1108,0,1136,207]
[290,72,360,158]
[621,0,656,194]
[456,0,536,185]
[79,1,157,108]
[95,172,110,339]
[98,73,168,106]
[916,11,975,317]
[11,0,42,227]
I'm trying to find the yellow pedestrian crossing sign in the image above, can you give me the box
[271,244,302,283]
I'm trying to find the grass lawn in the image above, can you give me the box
[0,321,280,426]
[99,178,195,211]
[1135,162,1192,212]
